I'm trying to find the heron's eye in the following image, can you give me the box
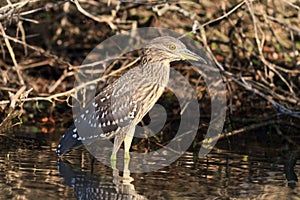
[169,44,176,51]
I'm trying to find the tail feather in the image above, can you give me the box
[56,123,83,156]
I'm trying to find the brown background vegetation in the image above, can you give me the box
[0,0,299,142]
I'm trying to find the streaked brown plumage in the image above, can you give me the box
[56,36,206,160]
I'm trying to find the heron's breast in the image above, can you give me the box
[133,83,165,123]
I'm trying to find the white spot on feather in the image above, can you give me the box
[100,133,106,137]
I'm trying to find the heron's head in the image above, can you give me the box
[146,36,207,64]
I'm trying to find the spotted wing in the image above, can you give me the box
[56,68,142,155]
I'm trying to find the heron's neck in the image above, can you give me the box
[141,56,170,87]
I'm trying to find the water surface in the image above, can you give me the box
[0,127,299,199]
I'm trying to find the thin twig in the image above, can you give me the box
[72,0,116,30]
[0,30,72,67]
[202,0,246,27]
[9,85,26,111]
[0,23,24,85]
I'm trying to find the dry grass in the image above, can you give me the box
[0,0,299,139]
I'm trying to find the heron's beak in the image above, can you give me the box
[178,49,207,64]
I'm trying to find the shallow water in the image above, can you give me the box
[0,127,299,200]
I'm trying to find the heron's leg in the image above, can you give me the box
[110,131,126,161]
[124,126,135,160]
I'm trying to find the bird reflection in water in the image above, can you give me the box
[57,158,147,200]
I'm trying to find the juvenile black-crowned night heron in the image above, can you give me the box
[56,36,206,161]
